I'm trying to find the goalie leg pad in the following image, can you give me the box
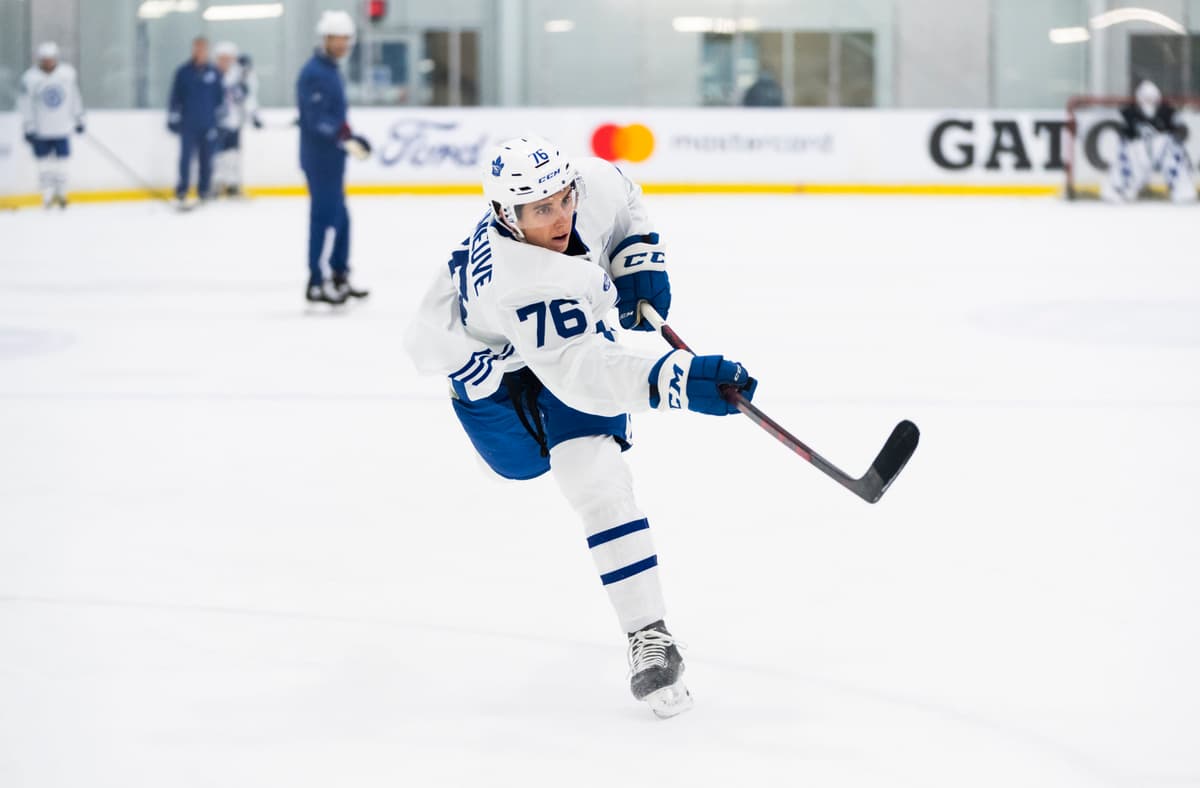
[1163,139,1197,203]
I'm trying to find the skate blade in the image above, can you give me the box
[645,681,693,719]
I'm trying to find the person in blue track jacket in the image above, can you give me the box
[167,37,223,208]
[296,10,373,305]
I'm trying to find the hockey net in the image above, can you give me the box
[1066,95,1200,199]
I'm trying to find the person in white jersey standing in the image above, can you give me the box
[17,41,85,209]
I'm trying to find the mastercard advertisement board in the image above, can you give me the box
[2,107,1066,202]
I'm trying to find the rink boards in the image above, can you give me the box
[5,106,1190,205]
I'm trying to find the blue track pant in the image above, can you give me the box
[177,128,215,199]
[303,163,350,285]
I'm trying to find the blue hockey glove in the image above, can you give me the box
[649,350,757,416]
[615,270,670,331]
[610,233,669,331]
[167,112,181,134]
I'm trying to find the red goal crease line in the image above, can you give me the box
[0,182,1060,208]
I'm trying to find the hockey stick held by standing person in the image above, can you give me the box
[638,301,919,504]
[82,132,175,204]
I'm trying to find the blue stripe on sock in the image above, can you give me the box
[587,518,649,549]
[600,555,658,586]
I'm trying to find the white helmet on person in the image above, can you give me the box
[483,135,578,238]
[213,41,238,59]
[36,41,59,61]
[1136,80,1162,119]
[316,10,356,38]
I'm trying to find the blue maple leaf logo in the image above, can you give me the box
[491,156,504,177]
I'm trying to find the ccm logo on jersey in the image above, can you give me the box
[668,364,685,409]
[622,250,666,268]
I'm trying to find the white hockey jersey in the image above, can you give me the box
[18,64,84,139]
[217,63,259,131]
[404,158,667,418]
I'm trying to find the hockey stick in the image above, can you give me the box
[253,117,300,131]
[82,132,175,204]
[639,303,919,504]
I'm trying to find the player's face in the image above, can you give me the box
[216,54,235,72]
[192,40,208,63]
[517,182,578,253]
[325,35,352,60]
[38,58,56,73]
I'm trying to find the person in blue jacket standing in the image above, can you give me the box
[167,37,223,208]
[296,10,372,305]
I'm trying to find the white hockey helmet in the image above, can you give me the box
[213,41,238,59]
[36,41,59,61]
[483,135,578,238]
[1136,80,1162,118]
[316,10,356,38]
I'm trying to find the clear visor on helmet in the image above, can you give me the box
[514,180,579,232]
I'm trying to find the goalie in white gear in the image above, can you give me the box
[18,42,85,208]
[1102,80,1197,203]
[404,136,758,718]
[211,41,261,197]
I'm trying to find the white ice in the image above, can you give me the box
[1,194,1199,788]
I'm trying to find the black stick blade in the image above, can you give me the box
[853,420,920,504]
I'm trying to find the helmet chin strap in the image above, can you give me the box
[495,205,526,241]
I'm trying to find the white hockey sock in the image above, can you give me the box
[214,149,235,189]
[227,148,242,189]
[37,161,54,202]
[551,435,666,633]
[51,156,68,198]
[1165,143,1196,203]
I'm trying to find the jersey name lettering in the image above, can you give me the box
[469,217,493,296]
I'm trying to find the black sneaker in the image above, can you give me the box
[332,274,369,300]
[306,281,347,305]
[627,620,693,718]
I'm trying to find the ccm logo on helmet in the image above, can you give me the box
[537,167,562,184]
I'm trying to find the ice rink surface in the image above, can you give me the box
[2,193,1199,787]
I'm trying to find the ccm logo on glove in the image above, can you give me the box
[650,350,757,416]
[622,249,666,268]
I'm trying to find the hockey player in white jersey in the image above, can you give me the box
[404,136,757,718]
[17,42,85,208]
[1102,80,1196,203]
[211,41,262,198]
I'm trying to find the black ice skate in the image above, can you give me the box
[306,281,347,305]
[627,620,693,719]
[332,274,369,300]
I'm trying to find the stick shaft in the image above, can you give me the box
[638,302,916,502]
[83,132,173,203]
[645,310,820,463]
